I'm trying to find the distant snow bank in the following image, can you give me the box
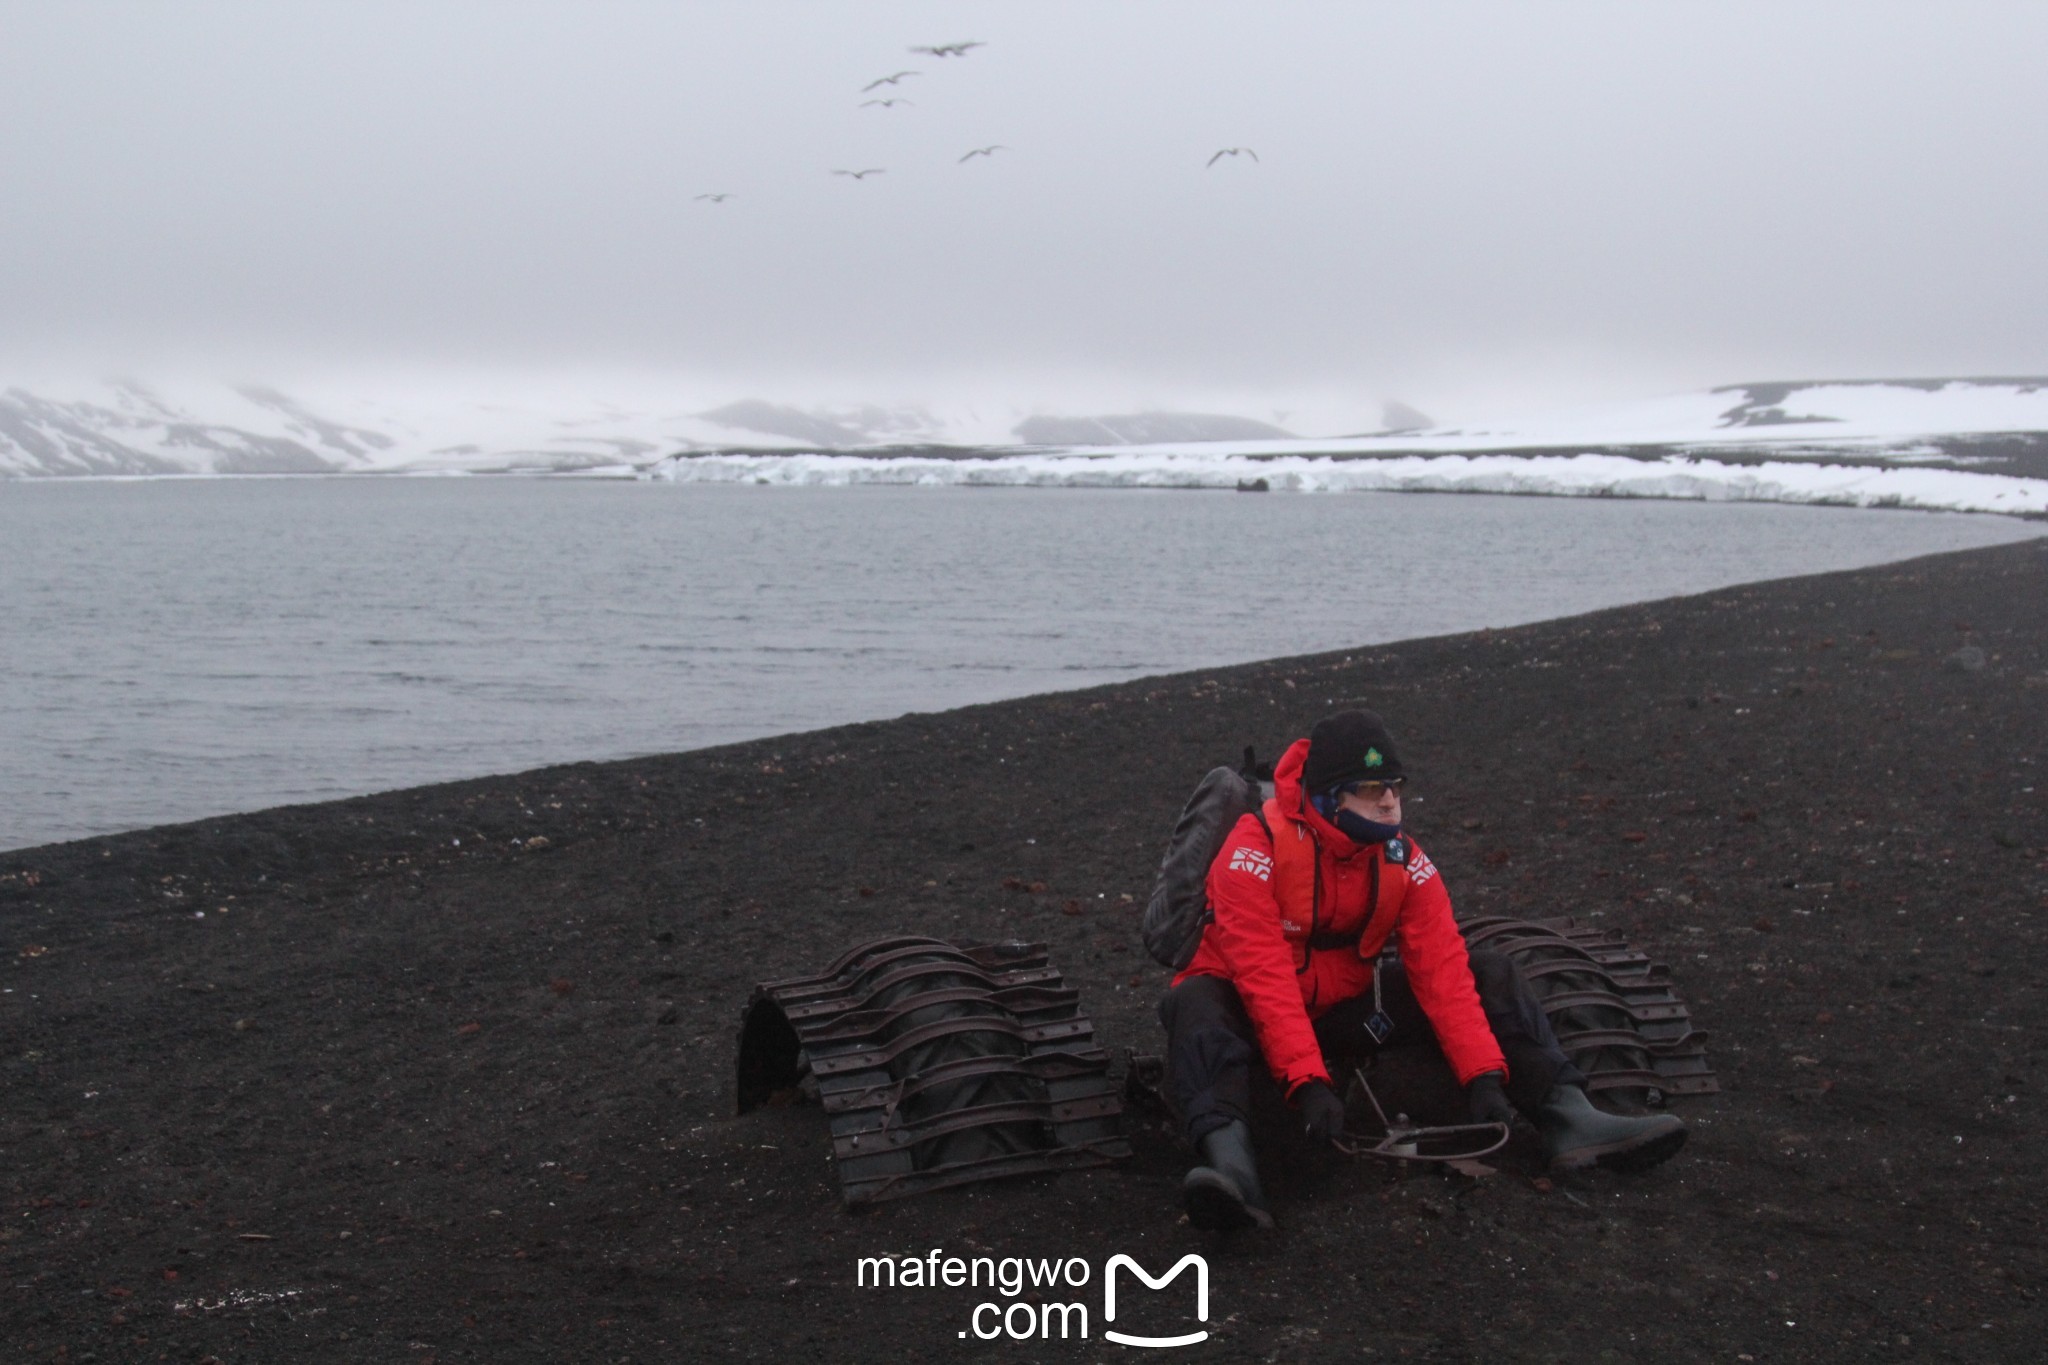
[650,448,2048,516]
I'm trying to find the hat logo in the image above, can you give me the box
[1364,748,1383,769]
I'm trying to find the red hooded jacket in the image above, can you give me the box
[1174,738,1507,1095]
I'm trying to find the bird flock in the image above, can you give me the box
[694,40,1257,202]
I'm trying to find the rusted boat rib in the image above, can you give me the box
[736,935,1129,1206]
[1460,914,1718,1100]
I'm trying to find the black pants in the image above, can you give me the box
[1158,947,1585,1144]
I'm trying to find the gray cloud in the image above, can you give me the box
[3,0,2046,424]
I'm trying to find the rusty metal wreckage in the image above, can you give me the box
[736,918,1715,1206]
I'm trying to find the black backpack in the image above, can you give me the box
[1142,749,1275,969]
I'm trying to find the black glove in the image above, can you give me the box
[1295,1080,1347,1145]
[1465,1071,1516,1128]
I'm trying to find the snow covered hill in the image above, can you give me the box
[0,378,812,478]
[5,375,2048,515]
[0,378,1324,476]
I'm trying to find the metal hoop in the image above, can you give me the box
[1330,1067,1511,1165]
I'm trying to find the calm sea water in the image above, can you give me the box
[1,478,2037,851]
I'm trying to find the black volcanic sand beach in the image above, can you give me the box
[5,537,2048,1363]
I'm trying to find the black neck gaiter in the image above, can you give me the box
[1333,808,1402,846]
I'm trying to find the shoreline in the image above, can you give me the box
[6,456,2048,520]
[5,538,2047,1359]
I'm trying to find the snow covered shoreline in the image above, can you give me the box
[10,447,2045,518]
[649,447,2048,517]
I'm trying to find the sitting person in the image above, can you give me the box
[1159,709,1686,1230]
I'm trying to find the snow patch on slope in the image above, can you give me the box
[1421,377,2048,451]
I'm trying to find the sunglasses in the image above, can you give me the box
[1339,778,1405,802]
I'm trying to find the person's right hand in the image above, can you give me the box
[1295,1080,1347,1145]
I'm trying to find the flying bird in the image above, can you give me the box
[958,145,1008,162]
[862,71,919,91]
[860,98,914,108]
[832,168,886,179]
[1206,147,1260,168]
[910,41,984,57]
[694,193,732,202]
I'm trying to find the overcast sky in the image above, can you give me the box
[4,1,2046,426]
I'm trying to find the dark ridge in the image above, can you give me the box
[1381,399,1434,433]
[694,401,954,449]
[1710,377,2048,398]
[235,385,397,458]
[1012,412,1294,445]
[697,400,884,448]
[1710,379,2048,432]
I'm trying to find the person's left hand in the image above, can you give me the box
[1465,1071,1516,1128]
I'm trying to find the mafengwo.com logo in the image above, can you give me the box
[856,1248,1210,1346]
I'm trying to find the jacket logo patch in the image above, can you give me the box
[1409,848,1438,885]
[1226,847,1273,881]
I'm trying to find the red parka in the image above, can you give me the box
[1174,738,1507,1096]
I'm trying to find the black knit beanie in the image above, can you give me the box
[1302,710,1405,794]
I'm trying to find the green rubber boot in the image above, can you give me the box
[1537,1084,1688,1172]
[1181,1120,1275,1231]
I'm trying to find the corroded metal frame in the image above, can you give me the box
[737,935,1129,1206]
[1459,914,1718,1099]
